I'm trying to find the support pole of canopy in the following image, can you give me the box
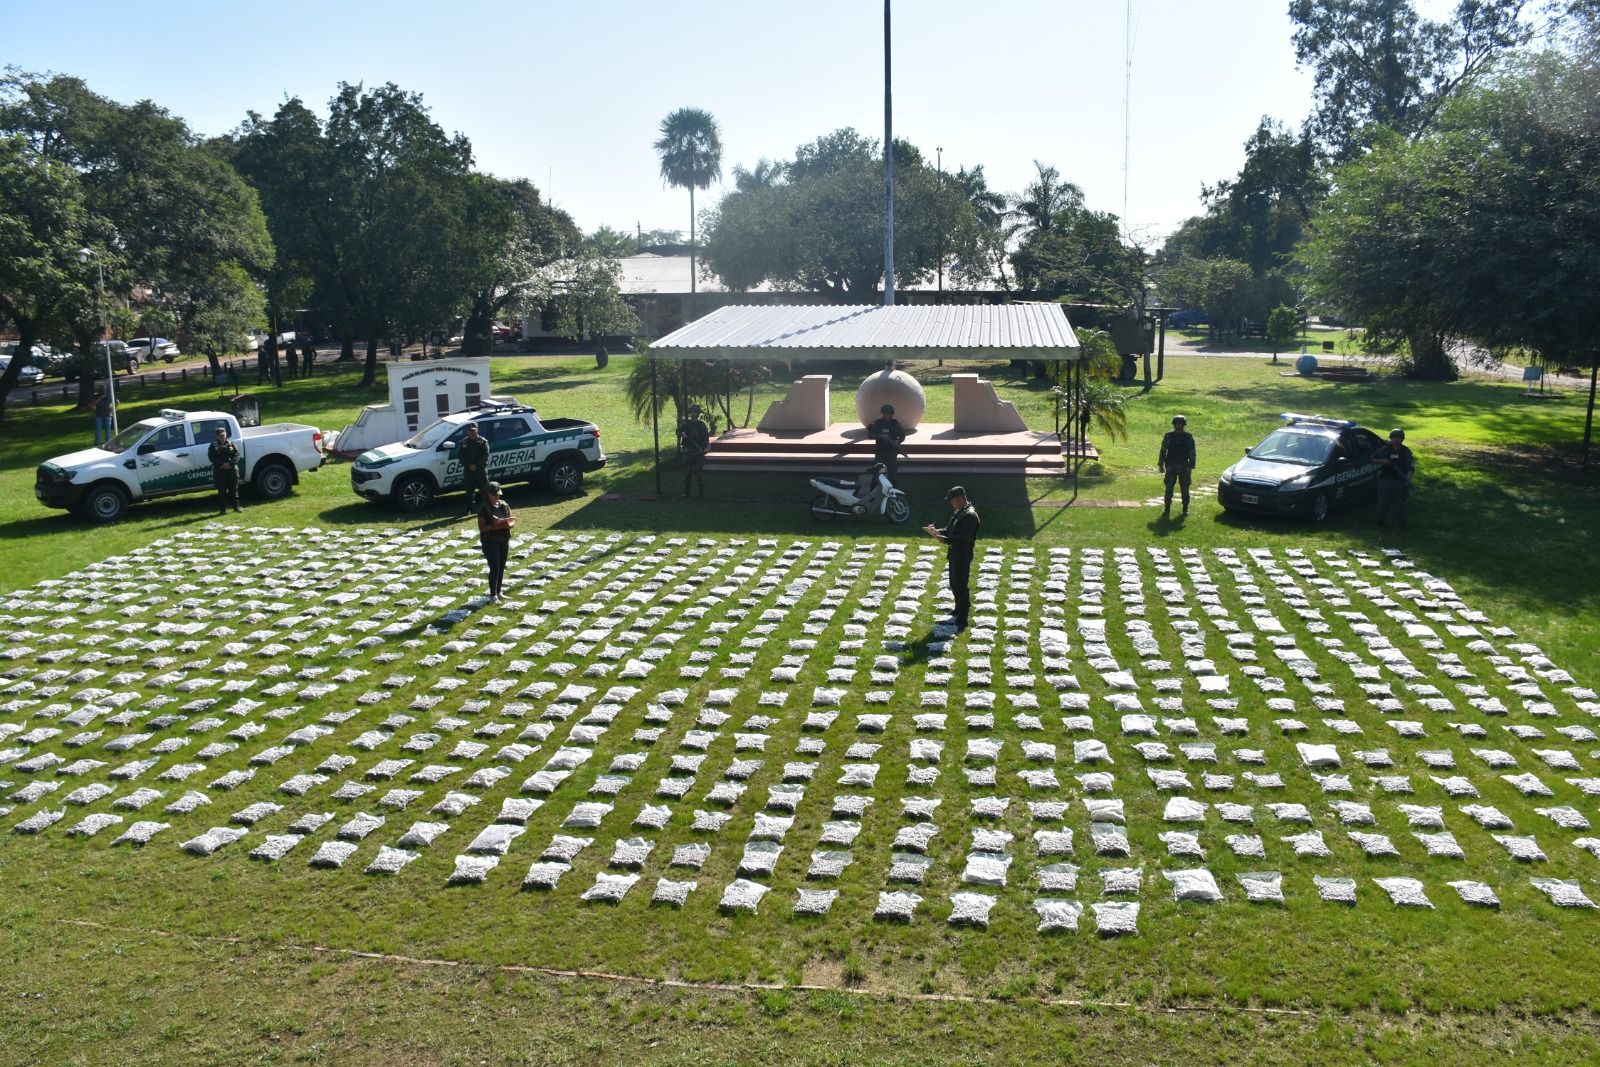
[651,357,661,495]
[1073,360,1083,495]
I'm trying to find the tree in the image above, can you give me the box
[699,129,979,300]
[0,133,97,421]
[948,164,1013,291]
[1200,259,1255,336]
[653,108,722,314]
[1299,50,1600,382]
[1052,328,1131,447]
[585,224,639,259]
[1267,304,1300,364]
[535,245,638,368]
[231,83,476,386]
[1012,203,1144,305]
[1008,161,1083,241]
[1,73,271,417]
[453,177,579,358]
[1289,0,1532,159]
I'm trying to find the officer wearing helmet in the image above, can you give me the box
[677,403,711,498]
[867,403,907,486]
[1370,427,1415,528]
[1157,414,1197,517]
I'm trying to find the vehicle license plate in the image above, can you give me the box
[1241,494,1259,505]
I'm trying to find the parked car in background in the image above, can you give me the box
[88,341,139,375]
[1168,308,1208,329]
[493,323,522,344]
[1218,413,1386,523]
[0,342,69,375]
[126,337,181,362]
[0,355,46,387]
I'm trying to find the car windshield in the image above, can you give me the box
[1251,429,1334,466]
[104,420,164,452]
[403,418,462,449]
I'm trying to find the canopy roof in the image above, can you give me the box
[649,303,1080,362]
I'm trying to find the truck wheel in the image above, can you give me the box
[252,461,293,500]
[545,457,583,495]
[886,495,912,524]
[82,483,130,523]
[125,357,138,374]
[393,473,436,513]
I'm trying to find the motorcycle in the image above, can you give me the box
[809,463,912,524]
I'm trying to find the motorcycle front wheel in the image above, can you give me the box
[810,494,837,522]
[886,495,912,524]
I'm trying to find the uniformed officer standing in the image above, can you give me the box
[1158,414,1198,517]
[459,422,491,515]
[925,486,981,632]
[1371,427,1416,528]
[476,481,515,601]
[678,404,710,499]
[867,403,906,486]
[209,427,242,514]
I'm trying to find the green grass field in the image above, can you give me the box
[2,353,1598,1065]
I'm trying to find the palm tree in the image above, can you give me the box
[1052,328,1131,446]
[1008,160,1083,240]
[653,108,724,317]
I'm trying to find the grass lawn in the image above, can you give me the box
[2,352,1598,1065]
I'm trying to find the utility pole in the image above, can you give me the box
[936,146,944,304]
[883,0,895,306]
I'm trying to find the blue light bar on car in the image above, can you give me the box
[1280,412,1356,429]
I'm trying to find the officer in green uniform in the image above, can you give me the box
[925,486,981,632]
[208,427,242,514]
[459,421,492,515]
[1158,414,1197,517]
[677,404,710,498]
[867,404,906,486]
[476,481,515,601]
[1371,427,1415,528]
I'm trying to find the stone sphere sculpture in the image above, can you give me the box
[1295,354,1320,376]
[855,369,927,430]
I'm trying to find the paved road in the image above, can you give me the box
[1157,334,1594,390]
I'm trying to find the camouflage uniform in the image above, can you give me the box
[209,434,241,514]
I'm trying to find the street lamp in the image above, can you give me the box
[77,248,116,435]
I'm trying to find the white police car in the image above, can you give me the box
[1218,413,1385,522]
[350,403,604,512]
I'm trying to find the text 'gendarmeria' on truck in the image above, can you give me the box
[35,408,327,522]
[349,403,605,511]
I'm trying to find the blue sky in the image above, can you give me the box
[2,0,1445,242]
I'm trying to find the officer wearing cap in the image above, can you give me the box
[1158,414,1197,518]
[925,486,981,632]
[1371,427,1415,528]
[677,403,711,498]
[208,426,242,515]
[459,421,491,514]
[867,403,906,486]
[476,481,515,601]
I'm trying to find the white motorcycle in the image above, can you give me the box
[809,463,912,524]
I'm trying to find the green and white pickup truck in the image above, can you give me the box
[349,403,605,512]
[35,408,327,522]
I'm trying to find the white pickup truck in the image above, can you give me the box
[349,403,605,511]
[35,407,327,522]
